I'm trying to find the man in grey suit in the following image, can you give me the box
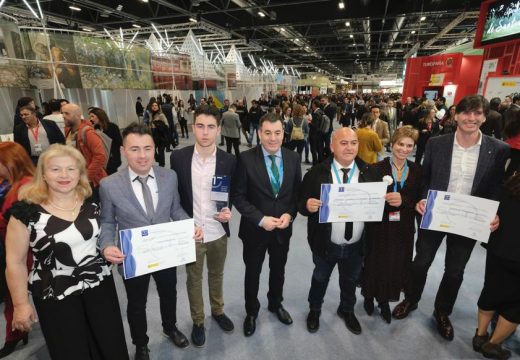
[98,123,203,360]
[392,95,510,341]
[220,104,242,156]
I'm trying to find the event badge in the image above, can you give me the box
[389,211,400,222]
[211,175,230,211]
[34,143,43,155]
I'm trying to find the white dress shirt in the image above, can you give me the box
[447,132,482,195]
[129,167,158,212]
[330,159,364,245]
[191,147,226,243]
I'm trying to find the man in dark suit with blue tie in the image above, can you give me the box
[231,112,302,337]
[392,95,510,341]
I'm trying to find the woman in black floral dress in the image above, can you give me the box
[361,126,422,324]
[4,144,128,360]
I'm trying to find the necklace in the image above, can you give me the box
[48,197,79,216]
[391,159,405,171]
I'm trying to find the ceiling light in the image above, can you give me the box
[189,17,197,23]
[132,24,141,28]
[141,0,149,2]
[345,21,350,27]
[411,30,416,34]
[258,11,265,17]
[420,16,426,21]
[338,1,345,9]
[280,27,285,32]
[69,5,81,11]
[116,4,123,11]
[82,27,94,32]
[349,34,353,38]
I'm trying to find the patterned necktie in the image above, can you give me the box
[136,176,155,219]
[341,168,353,240]
[268,154,280,196]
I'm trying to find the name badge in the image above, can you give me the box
[389,211,400,222]
[211,175,230,211]
[34,143,43,154]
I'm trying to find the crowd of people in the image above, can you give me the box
[0,91,519,360]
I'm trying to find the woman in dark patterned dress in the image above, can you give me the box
[361,126,422,324]
[5,144,128,360]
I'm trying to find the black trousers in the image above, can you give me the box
[405,229,476,315]
[123,267,177,346]
[33,275,129,360]
[286,139,305,159]
[242,237,289,316]
[179,118,189,138]
[225,136,240,156]
[309,132,325,165]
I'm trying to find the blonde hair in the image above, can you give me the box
[391,125,419,145]
[18,144,92,204]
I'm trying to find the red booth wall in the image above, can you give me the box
[402,53,482,104]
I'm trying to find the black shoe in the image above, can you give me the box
[191,324,205,348]
[243,315,256,337]
[212,313,234,333]
[134,345,150,360]
[163,327,189,348]
[306,310,321,333]
[392,299,418,319]
[433,310,454,341]
[337,308,362,335]
[364,298,374,316]
[0,334,28,359]
[481,341,512,360]
[268,306,293,325]
[473,329,489,352]
[379,303,391,324]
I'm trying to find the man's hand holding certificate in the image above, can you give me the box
[419,190,499,243]
[319,182,387,223]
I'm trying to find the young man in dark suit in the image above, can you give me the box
[393,95,510,341]
[231,112,302,337]
[170,105,236,347]
[297,127,379,335]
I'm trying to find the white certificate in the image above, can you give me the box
[319,182,387,223]
[419,190,499,243]
[119,219,196,279]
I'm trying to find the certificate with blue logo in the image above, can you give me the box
[319,182,387,223]
[119,219,196,279]
[211,175,230,211]
[420,190,499,243]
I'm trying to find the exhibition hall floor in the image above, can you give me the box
[2,134,518,360]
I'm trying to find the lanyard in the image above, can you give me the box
[266,155,283,189]
[391,159,408,192]
[28,122,39,142]
[332,160,356,184]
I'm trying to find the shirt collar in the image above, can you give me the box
[193,145,217,160]
[454,130,482,149]
[261,146,282,159]
[129,166,155,181]
[332,158,355,171]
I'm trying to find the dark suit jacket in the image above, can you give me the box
[480,109,502,139]
[297,157,379,257]
[421,132,510,201]
[170,145,236,237]
[14,119,65,157]
[231,146,302,243]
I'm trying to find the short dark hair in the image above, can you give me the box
[437,96,446,103]
[259,112,282,128]
[370,105,380,111]
[122,122,152,141]
[194,105,221,125]
[49,99,61,112]
[59,99,69,105]
[19,105,36,114]
[311,99,320,108]
[455,95,489,116]
[17,96,34,108]
[490,97,501,111]
[513,94,520,103]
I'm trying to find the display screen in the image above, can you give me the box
[423,90,438,101]
[481,0,520,45]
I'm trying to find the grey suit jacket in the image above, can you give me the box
[220,110,241,138]
[421,132,510,201]
[98,165,189,259]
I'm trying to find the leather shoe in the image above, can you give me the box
[392,299,418,319]
[163,327,189,348]
[306,310,321,333]
[379,302,391,324]
[433,310,454,341]
[191,324,205,348]
[268,306,293,325]
[134,345,150,360]
[243,315,256,337]
[337,308,362,335]
[212,313,234,333]
[363,298,374,316]
[472,329,489,352]
[481,341,512,359]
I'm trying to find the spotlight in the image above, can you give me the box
[69,5,81,11]
[411,30,416,34]
[258,11,265,17]
[345,21,350,27]
[189,17,197,23]
[338,1,345,9]
[420,16,426,21]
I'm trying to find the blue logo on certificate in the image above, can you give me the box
[339,187,345,192]
[444,195,451,200]
[141,230,148,236]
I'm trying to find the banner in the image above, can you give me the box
[0,24,29,88]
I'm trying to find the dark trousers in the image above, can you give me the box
[33,276,129,360]
[286,139,305,159]
[324,130,332,158]
[123,267,178,346]
[405,229,476,315]
[155,145,165,167]
[248,123,259,145]
[225,136,240,156]
[308,241,363,312]
[415,143,426,165]
[179,118,189,138]
[309,132,325,165]
[242,237,289,316]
